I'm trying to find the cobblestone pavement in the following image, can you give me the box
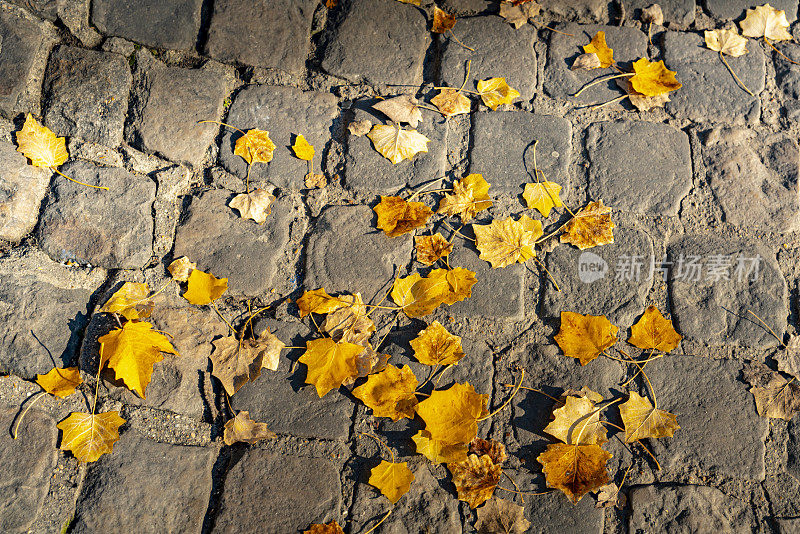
[2,0,800,532]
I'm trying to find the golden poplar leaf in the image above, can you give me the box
[554,311,618,365]
[560,200,615,250]
[412,429,468,463]
[299,338,363,397]
[210,334,277,396]
[99,282,153,321]
[476,78,521,110]
[391,273,422,308]
[296,288,347,317]
[36,367,82,399]
[629,58,682,97]
[229,189,276,224]
[750,374,800,421]
[415,233,453,266]
[99,321,178,398]
[291,134,315,160]
[523,181,563,217]
[475,497,531,534]
[416,382,488,445]
[430,88,471,117]
[223,411,277,445]
[367,124,430,164]
[374,195,433,237]
[740,3,792,41]
[704,29,748,57]
[182,269,228,305]
[234,129,276,165]
[438,173,493,222]
[619,391,680,441]
[401,267,477,318]
[583,31,614,68]
[167,256,196,282]
[321,293,375,343]
[628,305,682,353]
[396,0,420,4]
[616,77,671,112]
[537,443,612,504]
[432,6,456,33]
[448,453,502,508]
[343,342,390,387]
[373,95,424,128]
[15,113,68,168]
[57,411,125,463]
[410,320,465,365]
[352,364,419,421]
[474,215,542,268]
[303,521,345,534]
[441,267,478,304]
[544,395,607,445]
[369,460,415,503]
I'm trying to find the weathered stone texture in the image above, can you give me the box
[0,141,50,243]
[91,0,203,50]
[0,7,53,116]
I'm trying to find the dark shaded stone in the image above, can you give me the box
[7,0,59,21]
[0,8,52,116]
[0,141,50,243]
[775,43,800,119]
[90,0,204,50]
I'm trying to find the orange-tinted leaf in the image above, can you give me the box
[410,320,465,365]
[415,382,488,445]
[560,200,615,250]
[628,305,682,353]
[352,364,419,421]
[374,195,433,237]
[415,233,453,266]
[432,6,456,33]
[36,367,82,398]
[537,443,612,504]
[438,173,493,222]
[554,311,618,365]
[448,453,502,508]
[296,288,347,317]
[234,129,276,165]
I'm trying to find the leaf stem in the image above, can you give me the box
[359,432,396,463]
[530,20,574,36]
[459,60,472,92]
[589,94,629,110]
[197,119,247,136]
[496,485,555,496]
[502,384,564,404]
[406,178,445,201]
[636,439,661,470]
[13,392,46,439]
[534,256,560,292]
[719,52,754,96]
[211,302,236,334]
[572,73,634,98]
[747,309,785,347]
[447,28,474,51]
[764,37,800,65]
[477,369,524,421]
[52,168,109,190]
[361,509,392,534]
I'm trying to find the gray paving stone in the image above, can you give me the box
[629,485,756,533]
[0,407,57,534]
[37,160,155,269]
[172,189,294,297]
[213,449,342,534]
[624,0,695,26]
[72,431,214,534]
[321,0,430,86]
[645,355,768,480]
[469,112,572,196]
[0,246,105,379]
[90,0,203,50]
[439,16,536,101]
[663,31,765,125]
[778,517,800,534]
[705,0,798,23]
[42,46,131,147]
[544,24,647,105]
[788,417,800,481]
[305,205,413,302]
[7,0,58,21]
[218,85,339,191]
[526,487,604,533]
[205,0,316,73]
[438,0,495,16]
[702,128,800,234]
[128,51,232,166]
[764,473,800,517]
[539,0,610,22]
[543,225,654,327]
[775,44,800,119]
[344,103,448,194]
[58,0,103,47]
[0,141,50,243]
[0,7,52,116]
[667,235,788,348]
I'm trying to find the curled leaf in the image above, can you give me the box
[291,134,315,160]
[432,6,456,33]
[374,195,433,237]
[296,288,347,317]
[571,52,602,70]
[583,31,613,68]
[223,411,277,445]
[229,189,276,224]
[391,273,423,308]
[373,95,423,128]
[704,29,748,57]
[168,256,196,282]
[476,77,521,110]
[616,77,670,112]
[100,282,153,321]
[641,3,663,25]
[544,395,607,445]
[437,173,493,222]
[348,119,372,137]
[740,3,792,41]
[368,124,430,164]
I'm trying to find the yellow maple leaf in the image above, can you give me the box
[292,134,315,160]
[628,305,682,353]
[303,521,345,534]
[99,321,178,398]
[391,273,423,308]
[474,215,542,268]
[296,288,347,317]
[15,113,68,168]
[619,391,680,441]
[430,88,471,117]
[367,124,430,164]
[523,181,563,217]
[99,282,154,321]
[415,233,453,266]
[321,293,375,343]
[167,256,196,282]
[413,429,468,463]
[537,443,612,504]
[583,31,614,68]
[234,129,276,165]
[416,382,488,446]
[353,364,419,421]
[448,453,502,508]
[223,411,277,445]
[543,395,607,445]
[704,29,749,57]
[401,267,477,318]
[369,460,415,503]
[36,367,82,399]
[476,78,520,110]
[740,3,792,41]
[182,269,228,305]
[432,6,456,33]
[629,58,682,97]
[57,411,125,463]
[410,320,465,365]
[298,338,363,397]
[229,189,276,224]
[374,195,433,237]
[438,173,493,222]
[554,311,618,365]
[560,200,615,250]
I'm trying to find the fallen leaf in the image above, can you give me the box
[596,483,626,509]
[416,382,488,446]
[256,329,285,371]
[537,443,612,504]
[373,95,424,128]
[182,269,228,305]
[628,305,682,353]
[304,172,327,188]
[396,0,421,4]
[619,391,680,441]
[167,256,196,282]
[57,411,125,463]
[432,6,456,33]
[523,181,563,217]
[321,293,375,343]
[438,173,493,222]
[229,189,276,224]
[629,58,682,97]
[234,129,276,165]
[15,113,68,168]
[750,374,800,421]
[210,336,265,396]
[303,521,345,534]
[470,438,508,465]
[641,3,663,25]
[477,78,521,110]
[474,215,542,268]
[499,2,540,28]
[348,119,372,136]
[369,460,415,503]
[430,88,471,117]
[554,311,618,365]
[343,343,390,386]
[416,233,453,265]
[368,124,430,164]
[544,395,608,445]
[374,195,433,237]
[100,282,153,321]
[412,429,468,463]
[36,367,82,398]
[223,411,277,445]
[352,364,419,420]
[410,320,465,365]
[616,77,670,111]
[560,200,615,250]
[705,28,749,57]
[99,321,178,398]
[448,453,502,508]
[583,31,614,68]
[402,267,477,318]
[475,497,531,533]
[571,52,602,70]
[298,338,363,397]
[777,335,800,378]
[441,267,478,304]
[391,273,423,308]
[740,3,792,41]
[291,134,315,160]
[325,0,337,8]
[296,288,347,317]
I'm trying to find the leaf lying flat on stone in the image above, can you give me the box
[475,497,531,533]
[583,31,613,68]
[571,52,602,71]
[223,410,276,445]
[373,95,424,128]
[705,29,749,57]
[367,124,430,164]
[740,3,792,41]
[229,189,276,224]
